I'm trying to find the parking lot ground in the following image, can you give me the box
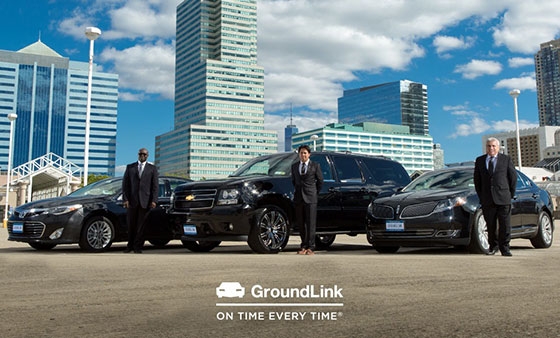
[1,225,560,338]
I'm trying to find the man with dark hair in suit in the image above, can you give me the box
[291,145,323,255]
[122,148,159,253]
[474,137,517,256]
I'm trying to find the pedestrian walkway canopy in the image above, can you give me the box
[9,153,82,202]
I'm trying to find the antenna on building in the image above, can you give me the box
[290,102,293,125]
[38,31,41,42]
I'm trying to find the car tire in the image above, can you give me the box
[248,205,290,254]
[29,242,57,251]
[530,211,553,249]
[373,245,399,253]
[315,234,336,250]
[148,239,171,248]
[181,240,221,252]
[79,216,115,252]
[468,210,489,254]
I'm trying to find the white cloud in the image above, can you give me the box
[100,41,175,100]
[494,75,536,92]
[508,57,534,68]
[433,35,475,55]
[454,59,502,79]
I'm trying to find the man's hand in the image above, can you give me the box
[150,202,157,209]
[123,201,129,208]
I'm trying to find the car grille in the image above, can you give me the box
[173,189,217,211]
[371,205,394,219]
[8,222,45,239]
[400,201,439,219]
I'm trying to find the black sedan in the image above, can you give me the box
[366,166,554,254]
[7,176,190,252]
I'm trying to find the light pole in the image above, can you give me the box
[310,134,319,151]
[509,89,522,170]
[83,26,101,186]
[3,113,17,228]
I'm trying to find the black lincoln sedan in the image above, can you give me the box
[366,166,554,254]
[7,176,190,252]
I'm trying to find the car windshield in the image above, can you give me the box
[68,178,122,197]
[404,168,474,192]
[230,153,296,177]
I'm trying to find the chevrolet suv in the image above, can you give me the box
[169,151,410,253]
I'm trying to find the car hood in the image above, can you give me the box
[15,194,113,210]
[175,175,277,191]
[375,188,474,206]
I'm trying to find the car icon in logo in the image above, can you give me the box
[216,282,245,298]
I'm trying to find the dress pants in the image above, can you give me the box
[295,202,317,250]
[482,203,512,253]
[127,206,149,251]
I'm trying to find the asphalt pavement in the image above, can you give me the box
[1,226,560,338]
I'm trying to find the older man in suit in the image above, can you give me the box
[291,145,323,255]
[474,137,517,256]
[122,148,159,253]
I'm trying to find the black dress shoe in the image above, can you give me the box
[486,248,497,255]
[501,251,512,257]
[124,248,133,253]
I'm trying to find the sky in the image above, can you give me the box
[1,0,560,175]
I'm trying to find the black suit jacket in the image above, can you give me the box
[122,161,159,209]
[473,153,517,206]
[291,160,324,204]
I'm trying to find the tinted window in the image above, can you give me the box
[230,153,295,177]
[361,157,411,186]
[310,154,334,182]
[331,155,363,183]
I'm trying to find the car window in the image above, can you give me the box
[69,178,122,197]
[230,153,295,177]
[361,157,411,186]
[310,154,334,182]
[516,171,531,190]
[405,169,473,191]
[331,155,363,183]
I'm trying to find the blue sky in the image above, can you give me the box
[1,0,560,174]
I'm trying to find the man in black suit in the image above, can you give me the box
[291,145,323,255]
[122,148,159,253]
[473,137,517,256]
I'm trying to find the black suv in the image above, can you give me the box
[169,151,411,253]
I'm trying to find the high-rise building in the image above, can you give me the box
[155,0,277,180]
[284,104,298,152]
[535,38,560,126]
[338,80,429,136]
[0,39,118,175]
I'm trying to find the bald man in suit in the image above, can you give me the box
[122,148,159,253]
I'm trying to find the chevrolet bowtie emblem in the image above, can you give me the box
[185,195,195,201]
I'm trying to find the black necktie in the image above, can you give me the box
[300,162,307,175]
[488,157,494,175]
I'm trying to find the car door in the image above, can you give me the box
[310,154,342,230]
[328,154,372,232]
[514,172,539,231]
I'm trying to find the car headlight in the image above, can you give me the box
[46,204,83,216]
[217,188,241,206]
[433,197,466,213]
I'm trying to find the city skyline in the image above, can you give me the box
[1,1,560,174]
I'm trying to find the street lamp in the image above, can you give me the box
[83,26,101,186]
[3,113,17,228]
[509,89,522,170]
[310,134,319,151]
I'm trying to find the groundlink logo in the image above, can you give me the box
[215,282,344,321]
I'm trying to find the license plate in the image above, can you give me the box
[183,225,197,235]
[12,222,24,234]
[386,220,404,232]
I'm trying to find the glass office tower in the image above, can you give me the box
[535,38,560,126]
[0,40,118,175]
[338,80,429,136]
[155,0,277,180]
